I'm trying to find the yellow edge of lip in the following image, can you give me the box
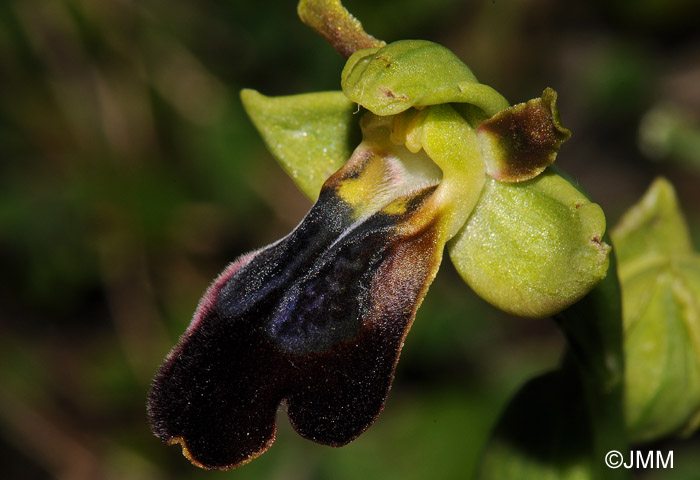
[167,427,278,471]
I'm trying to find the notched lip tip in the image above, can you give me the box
[167,437,212,470]
[166,435,262,471]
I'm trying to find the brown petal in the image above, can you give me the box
[478,88,571,183]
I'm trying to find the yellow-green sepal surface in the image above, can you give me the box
[448,171,610,318]
[612,177,700,443]
[240,89,355,200]
[341,40,510,117]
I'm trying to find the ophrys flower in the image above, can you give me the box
[148,1,610,470]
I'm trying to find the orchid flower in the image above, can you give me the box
[148,0,610,470]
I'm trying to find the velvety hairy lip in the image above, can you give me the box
[148,152,443,470]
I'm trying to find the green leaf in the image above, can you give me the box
[240,89,356,200]
[477,371,594,480]
[341,40,509,117]
[448,171,610,318]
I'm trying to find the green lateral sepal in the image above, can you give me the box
[448,171,610,318]
[241,89,356,200]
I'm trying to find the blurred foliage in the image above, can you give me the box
[0,0,699,479]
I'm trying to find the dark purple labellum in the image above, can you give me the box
[148,158,442,469]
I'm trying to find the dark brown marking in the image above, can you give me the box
[479,89,571,180]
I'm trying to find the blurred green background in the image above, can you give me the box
[1,0,699,479]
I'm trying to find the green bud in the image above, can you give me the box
[341,40,509,117]
[611,177,700,443]
[448,171,610,318]
[613,177,693,265]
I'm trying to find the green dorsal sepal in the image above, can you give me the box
[341,40,510,117]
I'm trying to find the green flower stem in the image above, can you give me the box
[556,246,628,480]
